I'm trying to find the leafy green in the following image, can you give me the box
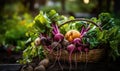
[34,11,51,34]
[97,13,120,60]
[0,13,33,52]
[98,13,115,30]
[19,42,45,64]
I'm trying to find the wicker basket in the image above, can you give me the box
[46,49,105,62]
[44,18,104,62]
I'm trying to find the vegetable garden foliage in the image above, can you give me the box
[0,13,33,53]
[97,13,120,60]
[20,10,120,64]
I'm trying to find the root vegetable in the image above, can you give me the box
[39,59,50,68]
[61,39,69,48]
[35,37,41,46]
[40,36,47,45]
[72,38,81,45]
[54,33,64,42]
[84,48,89,52]
[52,24,64,42]
[77,46,83,59]
[67,44,76,71]
[67,44,75,53]
[21,65,33,71]
[51,42,62,51]
[34,65,46,71]
[65,30,81,42]
[80,25,90,38]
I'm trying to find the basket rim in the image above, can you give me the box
[58,18,102,31]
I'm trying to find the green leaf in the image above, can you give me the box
[49,10,57,16]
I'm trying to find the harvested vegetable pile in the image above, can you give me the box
[19,10,120,71]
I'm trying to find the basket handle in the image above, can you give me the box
[58,18,102,31]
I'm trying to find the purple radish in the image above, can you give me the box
[49,49,63,71]
[54,33,64,42]
[67,44,75,71]
[48,23,64,71]
[39,34,51,46]
[80,25,90,38]
[57,49,63,71]
[67,44,75,53]
[80,25,85,35]
[77,46,83,59]
[52,23,64,42]
[84,48,89,52]
[72,38,81,45]
[84,48,89,62]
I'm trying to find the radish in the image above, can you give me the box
[45,23,64,71]
[80,25,90,38]
[61,39,69,49]
[52,23,64,42]
[65,25,91,71]
[80,25,85,35]
[51,42,62,51]
[49,48,63,71]
[72,38,81,46]
[54,34,64,42]
[67,44,75,71]
[84,48,89,62]
[57,49,63,71]
[39,34,51,46]
[40,36,47,46]
[77,46,83,59]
